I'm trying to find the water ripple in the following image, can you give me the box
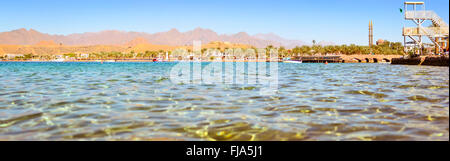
[0,62,448,140]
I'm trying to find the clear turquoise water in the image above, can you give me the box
[0,62,448,140]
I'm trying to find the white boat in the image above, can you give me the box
[283,60,302,63]
[51,58,65,62]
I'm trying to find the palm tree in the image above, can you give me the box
[278,46,286,58]
[292,46,300,56]
[265,45,274,58]
[312,40,316,46]
[300,45,311,56]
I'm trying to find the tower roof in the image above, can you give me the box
[404,2,424,5]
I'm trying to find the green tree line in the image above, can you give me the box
[1,41,404,60]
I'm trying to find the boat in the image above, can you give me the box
[283,60,303,63]
[283,58,302,63]
[51,58,65,62]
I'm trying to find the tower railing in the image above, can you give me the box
[405,11,449,28]
[403,27,449,36]
[403,4,449,54]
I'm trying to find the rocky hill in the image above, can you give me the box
[0,28,312,48]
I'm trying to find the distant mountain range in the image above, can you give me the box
[0,28,332,48]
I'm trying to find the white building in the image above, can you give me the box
[4,53,24,59]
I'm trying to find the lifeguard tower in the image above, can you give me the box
[402,1,449,55]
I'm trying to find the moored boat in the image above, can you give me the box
[283,60,302,63]
[283,57,302,63]
[51,58,65,62]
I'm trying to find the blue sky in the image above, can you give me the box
[0,0,448,45]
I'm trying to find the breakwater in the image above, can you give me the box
[391,56,449,66]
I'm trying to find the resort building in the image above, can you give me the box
[3,53,24,59]
[376,39,385,45]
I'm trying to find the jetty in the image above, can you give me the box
[392,56,449,66]
[292,56,343,63]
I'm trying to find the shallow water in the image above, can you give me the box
[0,62,448,141]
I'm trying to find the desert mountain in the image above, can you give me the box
[35,40,59,46]
[253,33,307,48]
[317,41,335,46]
[125,37,151,47]
[0,28,316,48]
[0,28,64,45]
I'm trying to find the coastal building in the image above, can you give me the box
[376,39,385,45]
[4,53,24,59]
[56,55,64,58]
[80,53,89,59]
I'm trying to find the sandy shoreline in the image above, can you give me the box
[0,55,407,63]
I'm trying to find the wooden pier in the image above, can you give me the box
[293,56,343,63]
